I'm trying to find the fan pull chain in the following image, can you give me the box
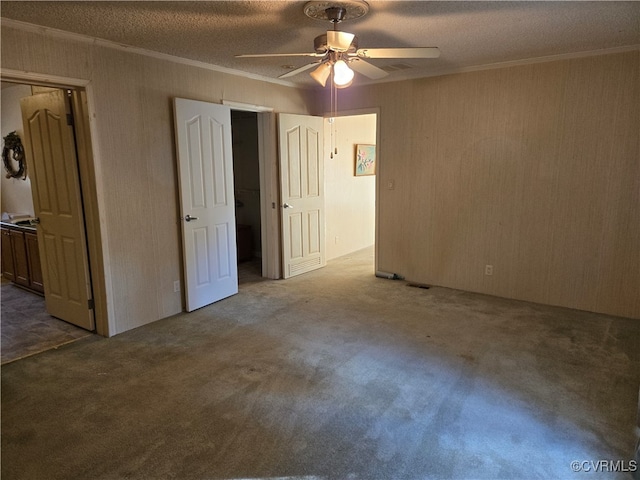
[330,69,335,159]
[329,76,334,159]
[333,85,338,155]
[329,71,339,159]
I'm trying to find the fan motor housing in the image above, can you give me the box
[314,34,358,54]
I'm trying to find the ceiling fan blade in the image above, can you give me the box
[327,31,355,52]
[236,52,324,58]
[278,62,319,79]
[348,58,389,80]
[356,47,440,59]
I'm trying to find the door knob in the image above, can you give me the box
[283,203,294,209]
[184,215,198,222]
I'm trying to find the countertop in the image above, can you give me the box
[0,221,37,232]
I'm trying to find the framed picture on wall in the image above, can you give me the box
[355,144,376,176]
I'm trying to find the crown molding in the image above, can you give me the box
[356,44,640,87]
[3,17,637,91]
[0,17,302,89]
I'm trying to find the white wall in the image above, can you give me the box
[324,114,376,261]
[1,84,35,217]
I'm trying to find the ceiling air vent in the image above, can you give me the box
[380,63,414,72]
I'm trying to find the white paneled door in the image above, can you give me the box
[279,113,326,278]
[20,90,95,331]
[174,98,238,311]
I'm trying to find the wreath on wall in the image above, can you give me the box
[2,131,27,180]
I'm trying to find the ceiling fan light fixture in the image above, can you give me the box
[238,2,438,86]
[310,62,332,87]
[333,59,354,86]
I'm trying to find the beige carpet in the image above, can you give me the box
[2,247,639,479]
[0,259,262,365]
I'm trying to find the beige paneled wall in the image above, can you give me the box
[1,25,315,334]
[334,51,639,319]
[3,22,637,327]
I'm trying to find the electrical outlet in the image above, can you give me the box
[387,180,395,190]
[485,265,493,276]
[173,280,180,292]
[335,236,339,244]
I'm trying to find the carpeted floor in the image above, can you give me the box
[1,280,94,364]
[2,247,639,479]
[0,259,262,365]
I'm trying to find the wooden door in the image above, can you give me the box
[174,98,238,311]
[20,90,95,330]
[278,113,326,278]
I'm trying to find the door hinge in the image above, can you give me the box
[88,299,95,310]
[66,113,74,126]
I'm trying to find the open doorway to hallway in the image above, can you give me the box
[224,106,379,284]
[324,113,377,270]
[228,108,377,283]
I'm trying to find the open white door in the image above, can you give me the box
[278,113,325,278]
[174,98,238,311]
[20,90,95,330]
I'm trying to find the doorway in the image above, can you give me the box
[323,112,378,267]
[231,110,263,283]
[0,80,99,361]
[228,108,378,281]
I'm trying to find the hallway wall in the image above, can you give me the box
[324,114,377,261]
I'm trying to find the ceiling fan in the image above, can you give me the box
[236,0,440,88]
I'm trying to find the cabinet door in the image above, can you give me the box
[25,232,44,294]
[1,228,16,281]
[9,229,30,287]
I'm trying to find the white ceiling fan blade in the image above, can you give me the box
[236,52,324,58]
[327,31,355,52]
[348,58,389,80]
[356,47,440,59]
[278,62,319,79]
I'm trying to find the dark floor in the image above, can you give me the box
[237,256,264,285]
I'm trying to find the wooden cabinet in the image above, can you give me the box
[25,232,44,293]
[1,224,44,294]
[1,227,16,281]
[10,229,30,288]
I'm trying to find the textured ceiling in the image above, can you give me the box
[1,1,639,88]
